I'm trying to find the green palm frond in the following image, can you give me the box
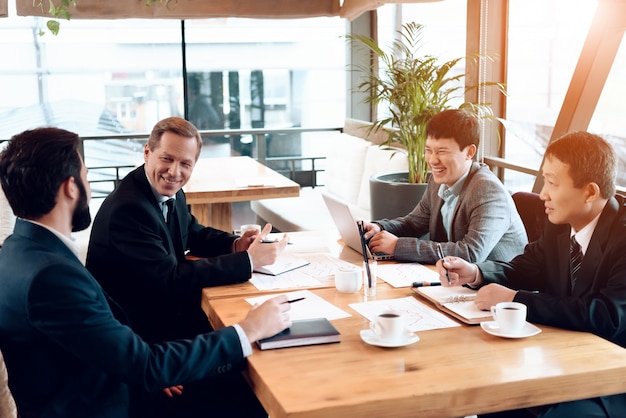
[348,21,504,183]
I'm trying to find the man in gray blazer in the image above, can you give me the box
[363,109,527,264]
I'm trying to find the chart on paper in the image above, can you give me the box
[349,297,460,332]
[376,263,440,287]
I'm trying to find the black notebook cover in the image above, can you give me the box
[256,318,340,350]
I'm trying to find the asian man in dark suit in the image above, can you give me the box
[0,127,291,418]
[439,131,626,417]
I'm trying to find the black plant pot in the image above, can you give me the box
[369,172,428,221]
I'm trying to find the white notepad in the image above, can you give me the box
[253,254,310,276]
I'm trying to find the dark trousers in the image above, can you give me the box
[479,394,626,418]
[131,371,266,418]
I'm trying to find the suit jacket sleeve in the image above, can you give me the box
[376,164,527,264]
[478,197,626,347]
[28,261,245,392]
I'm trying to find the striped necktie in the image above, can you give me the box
[569,235,582,292]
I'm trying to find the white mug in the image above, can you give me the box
[335,266,362,293]
[370,311,405,342]
[238,224,261,235]
[490,302,527,334]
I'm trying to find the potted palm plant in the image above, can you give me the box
[349,22,503,220]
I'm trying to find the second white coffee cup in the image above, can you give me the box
[490,301,527,334]
[335,266,362,293]
[239,224,261,235]
[370,311,405,342]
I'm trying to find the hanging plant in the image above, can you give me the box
[33,0,177,35]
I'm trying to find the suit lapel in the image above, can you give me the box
[572,197,618,296]
[556,231,572,295]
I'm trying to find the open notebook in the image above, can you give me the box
[253,254,310,276]
[412,285,492,325]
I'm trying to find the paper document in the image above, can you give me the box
[246,290,351,321]
[253,255,310,275]
[376,263,440,287]
[349,297,460,332]
[250,253,357,291]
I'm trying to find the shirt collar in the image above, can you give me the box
[437,166,471,201]
[145,171,175,204]
[22,218,80,258]
[570,210,602,256]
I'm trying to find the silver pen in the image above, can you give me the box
[436,242,451,285]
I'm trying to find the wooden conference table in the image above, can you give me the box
[183,156,300,232]
[202,233,626,418]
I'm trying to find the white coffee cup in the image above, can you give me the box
[490,302,527,334]
[335,266,362,293]
[239,224,261,235]
[370,311,405,342]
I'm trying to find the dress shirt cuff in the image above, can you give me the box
[467,264,482,289]
[232,324,253,357]
[233,238,254,273]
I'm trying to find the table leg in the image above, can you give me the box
[190,203,233,232]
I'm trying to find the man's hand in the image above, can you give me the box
[436,256,477,287]
[163,385,183,398]
[475,284,517,311]
[361,221,381,240]
[239,294,292,343]
[367,230,398,256]
[247,223,289,268]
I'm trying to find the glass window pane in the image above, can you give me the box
[589,37,626,188]
[505,0,598,191]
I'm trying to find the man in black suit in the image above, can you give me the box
[439,131,626,417]
[0,127,292,418]
[86,116,288,344]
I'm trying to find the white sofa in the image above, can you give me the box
[251,119,408,232]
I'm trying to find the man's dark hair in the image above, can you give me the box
[0,127,83,220]
[426,108,480,150]
[545,131,616,199]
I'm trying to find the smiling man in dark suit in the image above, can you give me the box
[0,127,291,418]
[86,117,288,344]
[439,131,626,417]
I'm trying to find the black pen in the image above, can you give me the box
[412,281,442,288]
[436,242,451,285]
[260,239,293,245]
[285,297,305,303]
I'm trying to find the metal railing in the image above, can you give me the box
[80,126,343,197]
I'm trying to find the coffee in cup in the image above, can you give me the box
[370,311,405,342]
[490,302,527,334]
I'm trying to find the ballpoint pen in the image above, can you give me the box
[286,297,305,303]
[436,242,451,285]
[356,220,373,293]
[260,239,293,245]
[412,281,442,288]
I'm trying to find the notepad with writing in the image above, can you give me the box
[411,285,491,325]
[256,318,340,350]
[253,255,310,276]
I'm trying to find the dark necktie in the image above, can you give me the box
[570,235,582,292]
[165,198,175,225]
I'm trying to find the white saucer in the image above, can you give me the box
[480,321,542,339]
[360,329,420,347]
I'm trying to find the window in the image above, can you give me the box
[0,7,346,194]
